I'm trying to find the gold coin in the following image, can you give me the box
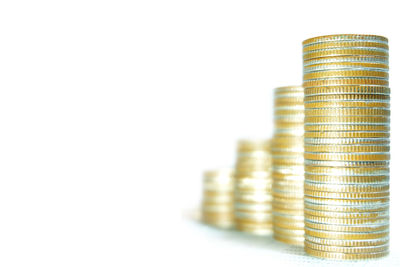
[274,226,304,237]
[274,98,303,106]
[304,196,390,206]
[271,150,303,158]
[305,213,389,225]
[305,227,389,240]
[273,190,303,199]
[305,144,389,153]
[302,34,388,46]
[305,107,390,116]
[304,137,389,145]
[273,202,304,212]
[275,121,304,128]
[274,85,303,93]
[305,159,389,168]
[304,201,389,212]
[305,115,389,124]
[303,48,388,60]
[305,131,389,138]
[305,234,389,247]
[273,220,304,230]
[235,221,273,236]
[305,101,390,109]
[305,221,389,232]
[272,172,304,181]
[271,158,304,166]
[304,56,389,68]
[303,78,388,87]
[272,184,303,193]
[274,233,304,246]
[273,212,303,221]
[273,212,304,220]
[304,182,389,192]
[274,107,304,115]
[305,174,389,184]
[304,160,389,170]
[304,70,388,80]
[304,152,390,161]
[234,194,273,203]
[304,85,390,96]
[305,124,389,132]
[304,63,389,74]
[304,189,389,199]
[303,41,388,52]
[273,179,304,186]
[305,241,389,254]
[272,137,304,146]
[304,209,389,219]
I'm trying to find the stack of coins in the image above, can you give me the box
[202,169,234,229]
[303,34,390,259]
[272,86,305,245]
[234,140,273,235]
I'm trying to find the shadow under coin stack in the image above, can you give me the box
[302,34,390,260]
[202,169,234,229]
[234,140,273,235]
[272,86,305,246]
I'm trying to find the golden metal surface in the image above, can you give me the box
[303,41,388,52]
[303,34,388,46]
[303,78,389,87]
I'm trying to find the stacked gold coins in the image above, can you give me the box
[303,34,390,259]
[234,140,273,235]
[202,169,234,228]
[272,86,305,245]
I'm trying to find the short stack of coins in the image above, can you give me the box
[272,86,305,246]
[303,34,390,260]
[202,169,234,228]
[234,140,273,235]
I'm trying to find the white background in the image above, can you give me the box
[0,0,399,266]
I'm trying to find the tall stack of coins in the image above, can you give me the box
[303,34,390,259]
[202,169,234,229]
[272,86,305,245]
[234,140,273,235]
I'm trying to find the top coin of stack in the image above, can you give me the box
[272,86,305,246]
[202,169,234,229]
[303,34,390,260]
[234,139,273,235]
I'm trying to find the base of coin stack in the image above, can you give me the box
[201,169,234,229]
[234,140,273,235]
[272,86,305,246]
[303,34,390,260]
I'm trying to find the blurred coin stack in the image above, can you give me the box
[272,86,305,245]
[234,140,273,235]
[202,169,234,229]
[303,34,390,259]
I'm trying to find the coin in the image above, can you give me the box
[303,41,389,52]
[304,70,388,80]
[304,182,389,192]
[302,34,388,46]
[305,220,389,232]
[303,78,389,87]
[305,234,389,247]
[305,241,389,254]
